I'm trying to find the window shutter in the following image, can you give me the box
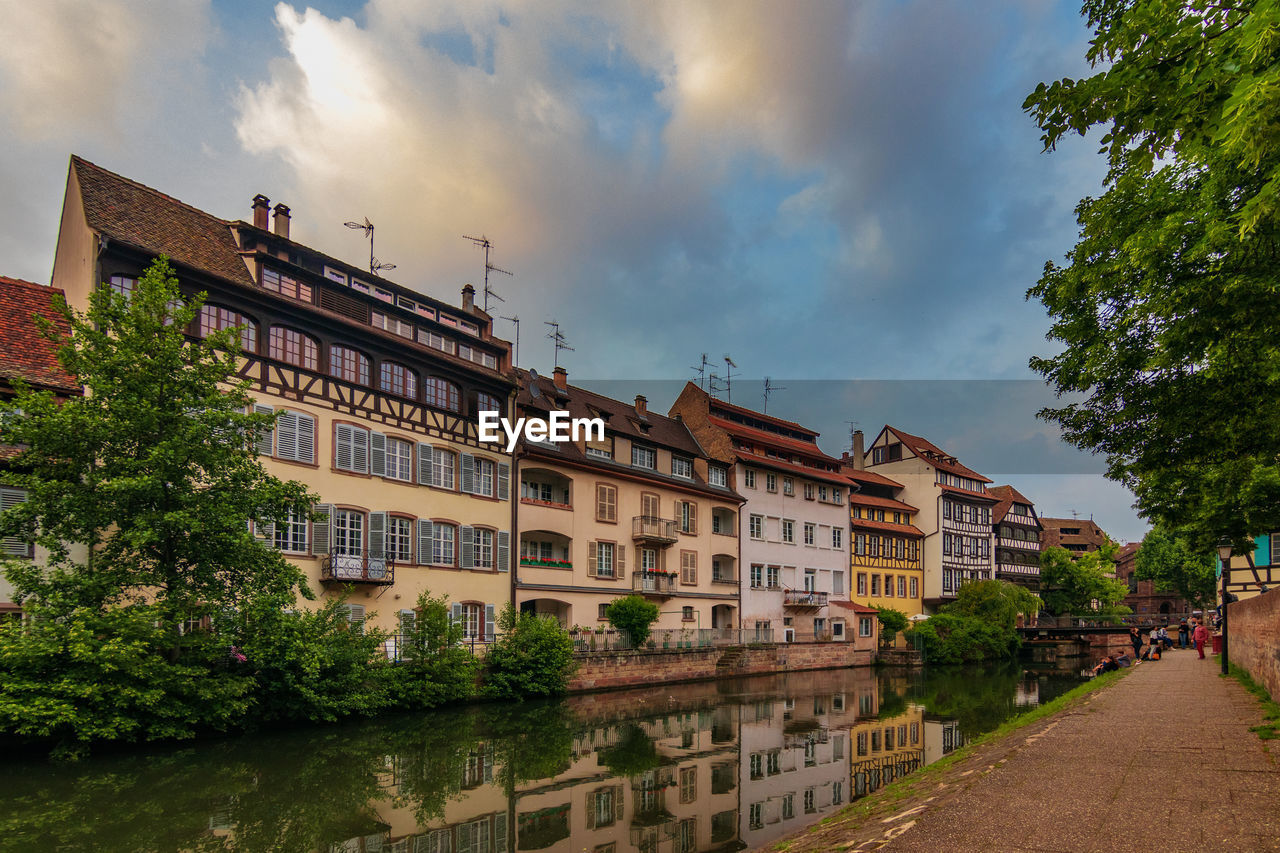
[496,530,510,573]
[0,487,29,556]
[346,603,365,631]
[351,426,369,473]
[588,541,598,577]
[417,442,433,485]
[335,424,353,471]
[484,603,496,641]
[254,404,275,456]
[296,413,316,463]
[370,431,386,477]
[253,519,275,540]
[311,503,333,555]
[614,786,624,820]
[368,511,387,558]
[682,551,696,584]
[451,602,463,626]
[460,525,475,569]
[417,519,434,565]
[460,453,475,494]
[275,411,298,460]
[586,794,597,830]
[494,814,508,852]
[616,544,625,578]
[497,462,510,501]
[688,501,696,534]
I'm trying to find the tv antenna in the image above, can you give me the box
[762,377,787,413]
[463,235,513,312]
[723,355,737,403]
[501,315,520,367]
[344,217,396,276]
[845,421,861,453]
[545,321,575,370]
[691,353,711,390]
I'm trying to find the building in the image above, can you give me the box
[1218,535,1279,606]
[840,441,925,618]
[50,156,517,639]
[1114,542,1190,619]
[988,485,1043,592]
[1039,517,1108,554]
[670,383,852,644]
[861,426,996,611]
[513,368,743,633]
[0,276,82,620]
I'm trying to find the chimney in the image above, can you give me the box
[272,203,291,240]
[852,430,865,470]
[553,366,567,391]
[635,395,648,418]
[461,283,475,313]
[252,194,270,230]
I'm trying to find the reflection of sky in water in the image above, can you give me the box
[0,665,1083,852]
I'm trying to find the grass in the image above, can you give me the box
[1220,659,1280,740]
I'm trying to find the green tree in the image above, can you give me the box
[606,595,660,646]
[483,605,575,700]
[1038,544,1130,616]
[946,579,1042,628]
[387,591,480,710]
[876,607,909,645]
[904,612,1019,665]
[1134,524,1216,609]
[1024,1,1280,551]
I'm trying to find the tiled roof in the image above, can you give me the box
[830,600,880,615]
[706,395,817,438]
[989,484,1037,525]
[735,453,851,487]
[882,424,992,483]
[0,277,77,392]
[842,466,905,488]
[72,156,254,286]
[849,493,919,513]
[939,483,997,502]
[850,518,925,537]
[708,414,834,460]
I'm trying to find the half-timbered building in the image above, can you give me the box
[50,156,516,640]
[988,485,1042,592]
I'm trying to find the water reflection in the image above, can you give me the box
[0,665,1082,853]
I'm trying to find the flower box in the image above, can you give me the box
[519,557,572,569]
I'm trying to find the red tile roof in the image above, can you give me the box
[989,484,1038,525]
[830,600,880,615]
[849,492,919,513]
[851,517,925,537]
[736,453,852,487]
[842,466,905,488]
[707,396,817,438]
[708,415,835,460]
[0,277,77,393]
[939,483,997,502]
[882,424,992,483]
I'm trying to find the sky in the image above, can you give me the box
[0,0,1146,541]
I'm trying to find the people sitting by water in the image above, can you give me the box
[1158,626,1172,650]
[1113,652,1132,667]
[1091,655,1119,676]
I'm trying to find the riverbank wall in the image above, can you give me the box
[1229,591,1280,699]
[566,642,877,692]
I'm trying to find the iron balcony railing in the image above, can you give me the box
[783,590,828,608]
[321,550,395,585]
[633,570,677,596]
[632,515,678,543]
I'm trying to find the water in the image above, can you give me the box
[0,664,1084,853]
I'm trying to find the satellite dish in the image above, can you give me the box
[528,369,542,399]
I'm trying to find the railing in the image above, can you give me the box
[785,630,835,643]
[784,728,830,748]
[711,570,737,585]
[633,570,677,595]
[519,557,573,569]
[783,590,829,608]
[320,551,394,584]
[632,515,678,543]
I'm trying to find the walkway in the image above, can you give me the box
[784,649,1280,852]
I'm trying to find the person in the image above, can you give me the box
[1129,626,1143,661]
[1178,619,1189,649]
[1091,655,1119,676]
[1158,626,1171,651]
[1193,618,1209,659]
[1148,626,1160,656]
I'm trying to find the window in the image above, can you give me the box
[1,487,31,557]
[709,465,727,487]
[745,469,756,488]
[672,456,693,479]
[857,573,867,595]
[108,274,136,297]
[859,617,873,637]
[855,533,866,556]
[678,501,696,534]
[598,603,610,621]
[871,574,881,596]
[473,528,494,569]
[818,485,828,501]
[254,407,316,464]
[833,527,843,549]
[385,437,412,481]
[424,377,461,411]
[476,392,502,416]
[783,477,794,496]
[749,514,764,539]
[328,345,370,385]
[782,519,795,544]
[884,574,894,597]
[631,445,656,469]
[751,564,763,588]
[803,482,814,500]
[471,457,495,496]
[803,522,815,545]
[198,305,257,352]
[379,362,417,398]
[898,576,907,597]
[834,570,845,596]
[682,605,695,621]
[387,516,413,562]
[596,484,617,522]
[767,565,780,588]
[832,488,842,503]
[594,541,615,577]
[640,549,657,572]
[334,423,370,473]
[261,267,312,302]
[766,472,777,492]
[268,326,319,370]
[333,509,364,555]
[804,788,816,814]
[681,551,696,584]
[459,603,483,640]
[431,448,456,489]
[273,509,308,553]
[432,523,456,565]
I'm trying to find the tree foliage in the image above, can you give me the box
[605,595,660,646]
[1134,524,1217,609]
[876,607,909,645]
[387,591,480,710]
[1024,0,1280,550]
[1038,543,1130,616]
[945,579,1041,628]
[904,580,1040,664]
[483,605,575,700]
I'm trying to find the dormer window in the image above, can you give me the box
[672,456,693,479]
[632,445,656,470]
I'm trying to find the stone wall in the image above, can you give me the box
[566,642,876,693]
[1229,591,1280,700]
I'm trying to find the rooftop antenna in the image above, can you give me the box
[763,377,787,413]
[846,420,861,454]
[1070,508,1080,519]
[723,355,737,403]
[501,315,520,367]
[463,235,513,312]
[545,321,575,370]
[344,217,396,276]
[708,371,725,398]
[691,353,711,391]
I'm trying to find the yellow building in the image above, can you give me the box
[50,156,517,640]
[840,458,925,619]
[846,706,925,801]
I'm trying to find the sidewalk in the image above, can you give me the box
[879,650,1280,852]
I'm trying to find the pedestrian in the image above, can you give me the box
[1178,619,1189,649]
[1129,626,1143,660]
[1193,618,1209,659]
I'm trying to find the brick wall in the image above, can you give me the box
[1229,591,1280,700]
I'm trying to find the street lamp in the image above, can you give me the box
[1217,539,1233,676]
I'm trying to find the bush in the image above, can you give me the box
[483,606,575,700]
[905,612,1019,664]
[876,607,909,645]
[605,595,659,647]
[386,592,480,710]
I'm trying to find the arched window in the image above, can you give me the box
[380,361,418,398]
[329,345,370,385]
[268,326,319,370]
[198,304,258,352]
[108,275,136,297]
[475,392,502,416]
[424,377,460,412]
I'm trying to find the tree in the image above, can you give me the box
[945,579,1042,629]
[1134,524,1216,610]
[1024,0,1280,551]
[605,595,660,646]
[483,605,575,700]
[876,607,909,645]
[387,591,480,710]
[1038,544,1130,616]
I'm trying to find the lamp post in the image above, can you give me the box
[1217,539,1233,676]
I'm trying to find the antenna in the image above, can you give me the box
[690,353,710,390]
[545,321,575,370]
[463,235,513,312]
[762,377,787,413]
[501,314,520,367]
[846,420,861,454]
[345,217,396,276]
[708,372,725,398]
[723,355,737,403]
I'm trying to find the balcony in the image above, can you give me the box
[633,570,677,597]
[320,551,394,585]
[632,515,678,544]
[783,590,828,608]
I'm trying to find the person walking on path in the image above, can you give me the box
[1193,619,1209,659]
[1178,619,1189,649]
[1129,626,1143,660]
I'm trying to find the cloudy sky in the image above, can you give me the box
[0,0,1144,540]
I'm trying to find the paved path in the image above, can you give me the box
[882,650,1280,852]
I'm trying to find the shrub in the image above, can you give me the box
[386,592,480,710]
[605,595,660,647]
[905,612,1019,664]
[483,606,575,700]
[876,607,909,645]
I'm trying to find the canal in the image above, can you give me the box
[0,664,1084,853]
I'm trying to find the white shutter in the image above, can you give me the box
[496,530,510,573]
[417,519,434,565]
[351,427,370,473]
[275,411,299,461]
[334,424,354,471]
[494,814,508,853]
[497,462,510,501]
[253,519,274,540]
[311,503,333,555]
[417,442,433,485]
[451,602,463,626]
[484,603,496,641]
[1,487,29,556]
[297,413,315,463]
[370,431,386,477]
[368,511,387,558]
[460,453,475,494]
[345,603,365,631]
[460,525,475,569]
[254,404,275,456]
